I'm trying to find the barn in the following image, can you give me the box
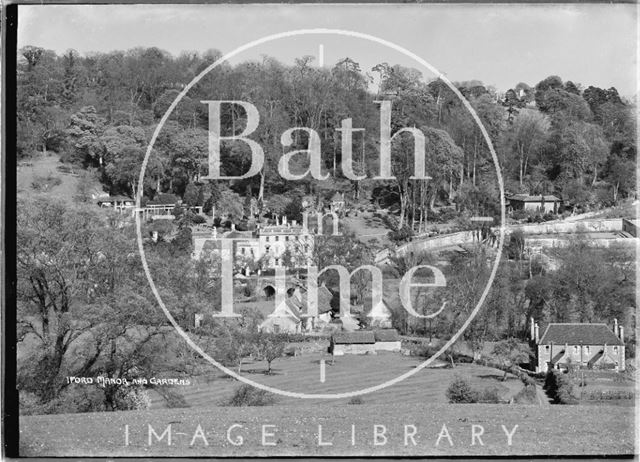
[374,329,401,352]
[329,331,376,356]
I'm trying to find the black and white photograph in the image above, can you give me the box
[5,1,638,458]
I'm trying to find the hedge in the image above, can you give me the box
[544,370,579,404]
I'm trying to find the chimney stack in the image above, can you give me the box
[614,318,618,335]
[530,317,535,341]
[231,223,236,231]
[534,323,540,343]
[619,326,624,342]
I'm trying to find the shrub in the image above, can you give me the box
[348,397,364,405]
[446,376,477,403]
[511,209,528,221]
[158,388,189,408]
[192,214,206,224]
[24,386,109,415]
[225,384,275,407]
[545,370,579,404]
[476,387,502,404]
[388,226,414,244]
[409,344,438,357]
[115,386,152,410]
[581,390,634,401]
[31,174,62,192]
[512,384,538,404]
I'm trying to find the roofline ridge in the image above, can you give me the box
[538,323,552,344]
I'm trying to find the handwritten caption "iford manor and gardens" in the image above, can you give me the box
[65,376,191,387]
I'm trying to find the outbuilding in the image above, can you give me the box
[374,329,402,352]
[507,194,561,214]
[329,331,376,356]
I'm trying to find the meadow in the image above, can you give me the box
[148,353,526,408]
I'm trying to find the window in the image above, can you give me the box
[241,248,245,255]
[585,346,590,354]
[613,346,618,353]
[545,345,550,352]
[573,346,579,354]
[266,236,270,242]
[285,236,289,242]
[275,236,279,242]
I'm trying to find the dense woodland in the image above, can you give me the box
[16,46,636,413]
[17,46,637,225]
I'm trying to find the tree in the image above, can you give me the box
[16,197,166,405]
[210,309,263,373]
[557,121,608,185]
[501,110,549,187]
[66,106,106,166]
[605,155,636,203]
[255,333,286,374]
[491,338,530,380]
[74,168,100,203]
[215,187,245,222]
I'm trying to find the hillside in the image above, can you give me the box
[17,153,104,202]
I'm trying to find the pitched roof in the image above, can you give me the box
[374,329,400,342]
[507,194,561,202]
[97,195,133,204]
[364,299,392,318]
[331,331,375,344]
[300,285,334,315]
[539,323,623,346]
[223,230,253,239]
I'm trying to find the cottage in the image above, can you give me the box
[373,329,401,352]
[365,299,393,328]
[531,318,625,372]
[507,194,561,214]
[330,331,376,356]
[334,312,361,332]
[330,192,346,213]
[96,195,135,213]
[298,284,334,332]
[258,298,302,334]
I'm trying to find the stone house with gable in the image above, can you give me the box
[531,318,626,372]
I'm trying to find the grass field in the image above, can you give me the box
[148,354,525,408]
[19,401,635,456]
[17,152,103,201]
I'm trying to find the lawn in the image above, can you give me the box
[17,152,104,202]
[146,354,526,409]
[341,211,393,246]
[573,370,635,405]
